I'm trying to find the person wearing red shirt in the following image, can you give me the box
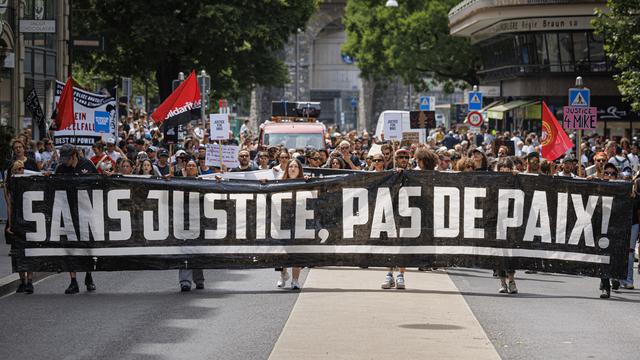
[90,141,116,175]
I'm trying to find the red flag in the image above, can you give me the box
[53,76,75,131]
[151,70,201,129]
[541,101,574,161]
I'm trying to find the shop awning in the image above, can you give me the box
[487,100,537,120]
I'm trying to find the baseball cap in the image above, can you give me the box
[146,146,157,153]
[158,149,169,157]
[175,150,187,158]
[136,151,149,161]
[395,148,410,156]
[106,137,116,145]
[59,144,75,163]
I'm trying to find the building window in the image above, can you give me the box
[558,33,574,72]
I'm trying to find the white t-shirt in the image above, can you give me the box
[108,150,122,162]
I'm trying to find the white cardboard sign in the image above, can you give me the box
[210,114,230,140]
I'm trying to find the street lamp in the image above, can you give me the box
[385,0,398,7]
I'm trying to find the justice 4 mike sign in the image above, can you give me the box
[7,172,632,278]
[53,81,117,146]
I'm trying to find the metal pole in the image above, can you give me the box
[200,70,206,130]
[407,83,412,111]
[576,76,584,177]
[295,29,300,101]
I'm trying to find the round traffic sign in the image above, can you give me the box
[467,111,484,127]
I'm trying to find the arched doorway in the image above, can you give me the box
[309,19,360,131]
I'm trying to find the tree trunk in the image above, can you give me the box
[156,58,181,101]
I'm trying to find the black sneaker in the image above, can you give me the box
[84,273,96,291]
[16,282,26,293]
[600,288,611,299]
[25,282,34,294]
[195,283,204,290]
[65,280,79,294]
[181,284,191,292]
[612,280,620,291]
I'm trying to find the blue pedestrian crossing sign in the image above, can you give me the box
[468,91,483,111]
[419,96,435,111]
[568,88,590,107]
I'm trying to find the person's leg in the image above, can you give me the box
[16,272,26,293]
[600,278,611,298]
[381,267,395,289]
[396,267,406,289]
[625,224,639,287]
[85,272,96,291]
[193,269,204,289]
[65,272,79,294]
[507,270,517,294]
[24,272,34,294]
[291,267,302,289]
[497,269,508,293]
[277,268,289,288]
[179,269,193,291]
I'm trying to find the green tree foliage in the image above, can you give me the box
[594,1,640,111]
[72,0,317,100]
[342,0,479,92]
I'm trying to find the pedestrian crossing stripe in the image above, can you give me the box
[470,94,481,104]
[571,92,587,106]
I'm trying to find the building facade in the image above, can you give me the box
[0,0,69,136]
[449,0,638,137]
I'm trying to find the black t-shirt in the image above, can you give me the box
[54,157,98,175]
[156,163,171,176]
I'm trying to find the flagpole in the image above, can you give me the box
[575,77,584,178]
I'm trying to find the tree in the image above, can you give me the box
[72,0,317,100]
[594,1,640,111]
[342,0,479,92]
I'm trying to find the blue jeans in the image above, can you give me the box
[623,224,639,286]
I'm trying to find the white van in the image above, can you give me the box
[373,110,426,143]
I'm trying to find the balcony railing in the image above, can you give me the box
[449,0,605,24]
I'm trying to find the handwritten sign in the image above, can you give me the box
[562,106,597,130]
[205,144,240,168]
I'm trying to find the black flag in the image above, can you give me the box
[24,88,47,139]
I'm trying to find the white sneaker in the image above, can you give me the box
[277,272,290,288]
[291,279,300,290]
[381,275,395,289]
[498,280,508,293]
[396,275,406,290]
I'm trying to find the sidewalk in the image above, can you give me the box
[269,267,500,360]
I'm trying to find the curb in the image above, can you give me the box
[0,272,55,297]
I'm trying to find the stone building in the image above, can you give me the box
[250,0,439,134]
[0,0,70,135]
[449,0,639,137]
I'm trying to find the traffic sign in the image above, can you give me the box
[419,96,435,111]
[467,111,484,127]
[568,88,590,107]
[468,91,483,111]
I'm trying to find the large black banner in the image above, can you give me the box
[8,172,632,278]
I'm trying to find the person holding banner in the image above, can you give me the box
[4,160,35,294]
[596,163,620,299]
[276,159,308,290]
[495,158,519,294]
[179,160,206,292]
[54,144,98,294]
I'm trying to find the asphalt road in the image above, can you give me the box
[448,265,640,360]
[2,266,640,360]
[0,268,306,360]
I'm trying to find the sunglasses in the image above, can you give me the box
[604,171,617,176]
[595,159,607,163]
[372,159,384,163]
[239,154,249,158]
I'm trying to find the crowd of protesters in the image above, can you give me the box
[2,110,640,298]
